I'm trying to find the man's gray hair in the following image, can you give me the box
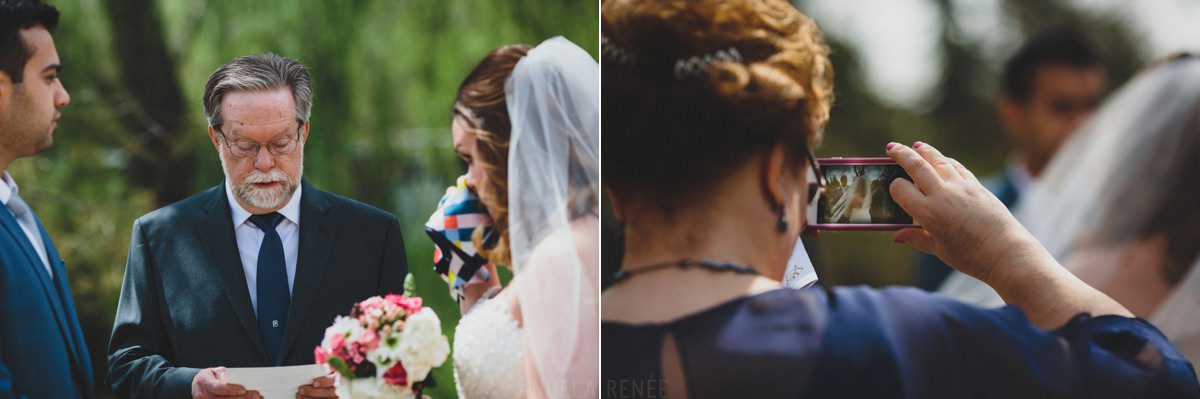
[202,53,313,130]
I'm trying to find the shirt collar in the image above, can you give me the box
[225,180,303,228]
[0,171,17,206]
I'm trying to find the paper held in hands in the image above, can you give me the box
[783,238,819,289]
[224,364,326,399]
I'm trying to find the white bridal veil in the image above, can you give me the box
[1021,56,1200,360]
[506,36,600,396]
[939,57,1200,360]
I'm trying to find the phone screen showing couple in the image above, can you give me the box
[810,159,916,230]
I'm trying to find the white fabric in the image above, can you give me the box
[453,297,526,399]
[1034,58,1200,371]
[506,36,600,397]
[1,171,51,276]
[225,181,301,312]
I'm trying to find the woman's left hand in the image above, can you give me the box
[885,141,1030,284]
[885,141,1132,327]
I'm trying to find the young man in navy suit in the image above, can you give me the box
[0,1,95,398]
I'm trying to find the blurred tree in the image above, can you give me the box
[923,0,1010,173]
[104,0,196,207]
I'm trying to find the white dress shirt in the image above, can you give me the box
[0,171,52,276]
[226,182,302,314]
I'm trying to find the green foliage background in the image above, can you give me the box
[14,1,596,397]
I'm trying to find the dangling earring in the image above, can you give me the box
[777,206,789,232]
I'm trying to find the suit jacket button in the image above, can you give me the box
[272,320,279,327]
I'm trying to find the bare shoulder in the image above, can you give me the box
[506,215,600,324]
[569,215,599,273]
[522,215,599,274]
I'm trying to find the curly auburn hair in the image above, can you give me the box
[453,44,532,267]
[602,0,834,211]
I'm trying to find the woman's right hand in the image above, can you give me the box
[886,141,1031,284]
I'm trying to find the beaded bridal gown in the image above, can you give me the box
[453,296,526,399]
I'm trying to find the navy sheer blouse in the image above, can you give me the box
[603,287,1199,398]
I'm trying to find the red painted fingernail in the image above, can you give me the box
[886,142,897,151]
[913,141,924,149]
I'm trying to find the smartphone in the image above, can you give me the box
[806,158,918,231]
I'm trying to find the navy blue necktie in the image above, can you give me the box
[250,212,289,364]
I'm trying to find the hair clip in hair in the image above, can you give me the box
[602,36,636,67]
[674,47,742,79]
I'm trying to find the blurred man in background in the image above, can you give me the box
[915,28,1107,291]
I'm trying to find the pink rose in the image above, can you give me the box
[330,334,345,352]
[359,329,380,351]
[386,295,422,314]
[349,342,367,364]
[314,347,328,364]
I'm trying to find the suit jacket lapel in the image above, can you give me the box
[200,184,270,363]
[0,207,50,281]
[39,221,95,397]
[0,208,77,355]
[277,180,336,365]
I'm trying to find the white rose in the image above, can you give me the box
[397,308,450,383]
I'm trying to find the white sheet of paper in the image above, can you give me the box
[224,364,327,399]
[783,238,819,289]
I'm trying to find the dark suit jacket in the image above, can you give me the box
[0,199,94,399]
[107,181,407,398]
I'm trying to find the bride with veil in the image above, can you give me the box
[938,53,1200,371]
[440,36,599,398]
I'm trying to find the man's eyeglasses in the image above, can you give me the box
[807,148,826,203]
[217,125,303,158]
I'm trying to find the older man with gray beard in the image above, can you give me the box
[108,53,408,399]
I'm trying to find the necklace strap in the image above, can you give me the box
[612,259,760,284]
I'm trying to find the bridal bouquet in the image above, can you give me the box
[314,294,450,399]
